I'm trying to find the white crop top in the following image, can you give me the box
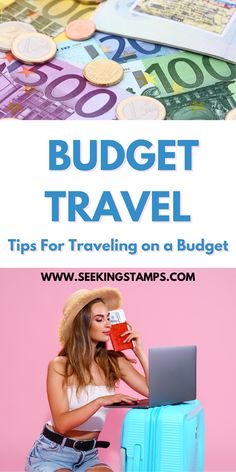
[48,384,115,432]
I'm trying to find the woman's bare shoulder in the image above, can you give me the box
[48,356,67,375]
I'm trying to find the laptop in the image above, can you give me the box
[106,345,196,408]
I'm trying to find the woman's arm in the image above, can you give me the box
[47,357,138,434]
[121,327,149,379]
[119,328,149,397]
[134,348,148,382]
[118,356,149,397]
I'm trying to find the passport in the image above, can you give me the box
[109,322,133,352]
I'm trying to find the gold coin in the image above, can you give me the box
[0,21,36,52]
[83,59,123,86]
[225,108,236,120]
[116,96,166,120]
[11,32,57,64]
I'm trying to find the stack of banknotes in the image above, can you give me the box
[0,0,236,120]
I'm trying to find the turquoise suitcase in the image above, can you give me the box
[120,400,204,472]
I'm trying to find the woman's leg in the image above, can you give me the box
[86,468,113,472]
[56,469,72,472]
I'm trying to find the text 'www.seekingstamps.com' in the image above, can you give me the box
[40,272,195,283]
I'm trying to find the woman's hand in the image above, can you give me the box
[120,327,144,357]
[97,393,139,407]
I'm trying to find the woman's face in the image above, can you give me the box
[89,301,111,343]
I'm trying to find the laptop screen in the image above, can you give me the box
[149,346,196,406]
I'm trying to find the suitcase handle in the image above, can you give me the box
[120,445,141,471]
[120,447,126,472]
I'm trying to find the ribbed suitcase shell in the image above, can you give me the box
[120,400,204,472]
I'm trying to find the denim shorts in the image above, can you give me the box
[25,431,111,472]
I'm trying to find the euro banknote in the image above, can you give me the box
[56,38,107,69]
[0,54,130,119]
[56,33,179,70]
[0,0,15,9]
[93,32,179,64]
[1,0,95,36]
[121,51,236,119]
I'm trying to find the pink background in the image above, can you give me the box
[1,269,236,472]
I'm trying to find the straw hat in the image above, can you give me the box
[58,287,122,344]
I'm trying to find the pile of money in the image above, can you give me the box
[0,0,236,120]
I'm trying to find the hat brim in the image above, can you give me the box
[58,287,122,345]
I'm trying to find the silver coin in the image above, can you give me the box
[11,32,57,64]
[116,96,166,120]
[0,21,36,52]
[225,108,236,120]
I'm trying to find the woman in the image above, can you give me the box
[25,287,149,472]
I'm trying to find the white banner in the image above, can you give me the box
[0,120,235,267]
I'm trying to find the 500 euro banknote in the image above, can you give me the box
[0,54,130,120]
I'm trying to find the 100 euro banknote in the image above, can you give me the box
[121,51,236,119]
[0,54,130,120]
